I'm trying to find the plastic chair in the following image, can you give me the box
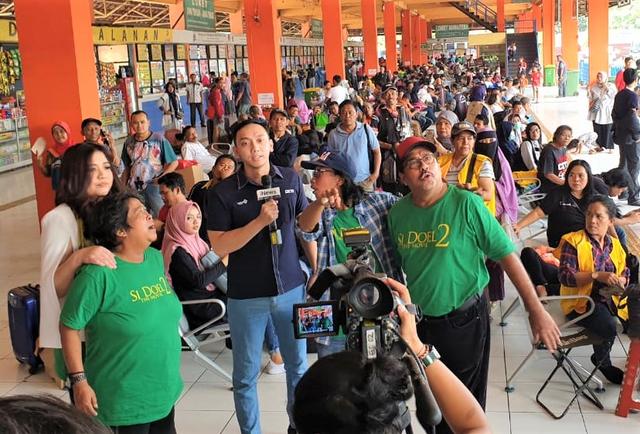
[504,294,605,418]
[178,299,232,384]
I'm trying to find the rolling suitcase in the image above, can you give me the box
[7,284,43,374]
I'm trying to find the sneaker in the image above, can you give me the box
[265,359,286,375]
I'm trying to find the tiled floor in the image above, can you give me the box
[1,88,640,433]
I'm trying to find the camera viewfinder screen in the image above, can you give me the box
[294,302,337,338]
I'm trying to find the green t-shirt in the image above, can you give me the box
[60,248,183,427]
[332,208,381,272]
[388,185,514,316]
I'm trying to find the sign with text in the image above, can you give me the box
[434,24,469,39]
[184,0,215,32]
[93,26,172,44]
[0,20,17,42]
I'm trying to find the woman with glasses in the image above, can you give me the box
[297,151,403,358]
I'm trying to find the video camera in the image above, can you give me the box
[293,228,412,360]
[293,228,443,430]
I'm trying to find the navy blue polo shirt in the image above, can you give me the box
[207,164,308,299]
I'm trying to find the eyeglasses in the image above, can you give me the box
[403,153,436,170]
[312,168,336,178]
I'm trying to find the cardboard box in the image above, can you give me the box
[176,164,208,192]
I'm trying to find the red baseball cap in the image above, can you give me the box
[396,136,438,161]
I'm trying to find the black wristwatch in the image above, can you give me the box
[69,372,87,387]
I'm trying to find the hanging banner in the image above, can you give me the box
[310,19,323,38]
[93,26,172,44]
[184,0,216,32]
[434,24,469,39]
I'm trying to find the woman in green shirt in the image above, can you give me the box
[61,191,183,433]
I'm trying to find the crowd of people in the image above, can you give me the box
[30,51,640,434]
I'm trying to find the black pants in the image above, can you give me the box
[567,302,617,366]
[189,102,206,127]
[417,294,490,434]
[593,122,613,150]
[110,407,176,434]
[520,247,560,295]
[624,142,640,202]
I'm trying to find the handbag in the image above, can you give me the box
[380,149,397,185]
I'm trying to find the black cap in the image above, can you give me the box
[269,109,289,120]
[81,118,102,130]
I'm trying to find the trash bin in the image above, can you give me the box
[544,65,556,86]
[566,70,579,96]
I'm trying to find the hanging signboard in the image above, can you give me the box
[184,0,216,32]
[93,26,172,44]
[434,24,469,39]
[310,19,323,38]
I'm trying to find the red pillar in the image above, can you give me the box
[14,0,100,219]
[497,0,505,32]
[532,4,542,32]
[561,0,579,70]
[322,0,345,81]
[243,0,283,108]
[426,21,432,41]
[411,13,421,66]
[543,0,555,67]
[420,18,428,64]
[383,1,397,72]
[401,9,412,66]
[588,0,609,81]
[361,0,378,76]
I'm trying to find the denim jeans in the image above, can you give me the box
[227,285,308,434]
[265,317,279,354]
[143,183,164,218]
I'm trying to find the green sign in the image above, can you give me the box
[310,19,323,38]
[434,24,469,39]
[184,0,215,32]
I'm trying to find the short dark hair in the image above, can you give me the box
[294,352,413,434]
[214,154,237,171]
[0,394,111,434]
[524,122,541,139]
[86,191,142,251]
[231,119,270,143]
[601,168,630,188]
[474,114,489,125]
[564,159,593,196]
[130,110,148,120]
[338,175,365,208]
[587,194,618,220]
[158,172,186,195]
[623,68,638,86]
[332,74,342,83]
[56,143,122,219]
[338,99,357,112]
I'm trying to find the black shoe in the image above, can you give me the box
[592,354,624,385]
[201,124,206,127]
[287,425,297,434]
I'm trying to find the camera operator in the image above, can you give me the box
[293,278,491,434]
[207,119,310,434]
[388,138,560,433]
[296,151,403,357]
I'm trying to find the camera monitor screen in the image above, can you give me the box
[293,301,338,339]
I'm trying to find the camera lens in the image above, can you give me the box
[357,283,380,307]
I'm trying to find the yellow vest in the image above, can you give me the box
[559,230,628,319]
[438,152,497,216]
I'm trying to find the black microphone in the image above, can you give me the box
[258,175,282,246]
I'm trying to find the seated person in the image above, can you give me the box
[593,168,639,248]
[293,278,490,434]
[161,200,227,329]
[559,195,628,384]
[181,125,216,173]
[189,154,238,245]
[156,172,188,231]
[515,160,594,297]
[512,122,542,171]
[537,125,572,193]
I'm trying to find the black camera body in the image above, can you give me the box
[293,228,408,360]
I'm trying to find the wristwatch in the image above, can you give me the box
[69,372,87,387]
[591,271,599,281]
[421,345,441,368]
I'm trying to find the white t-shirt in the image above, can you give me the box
[182,140,216,173]
[326,85,350,105]
[40,204,80,348]
[445,157,494,185]
[417,87,433,104]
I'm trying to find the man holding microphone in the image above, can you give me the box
[207,119,309,434]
